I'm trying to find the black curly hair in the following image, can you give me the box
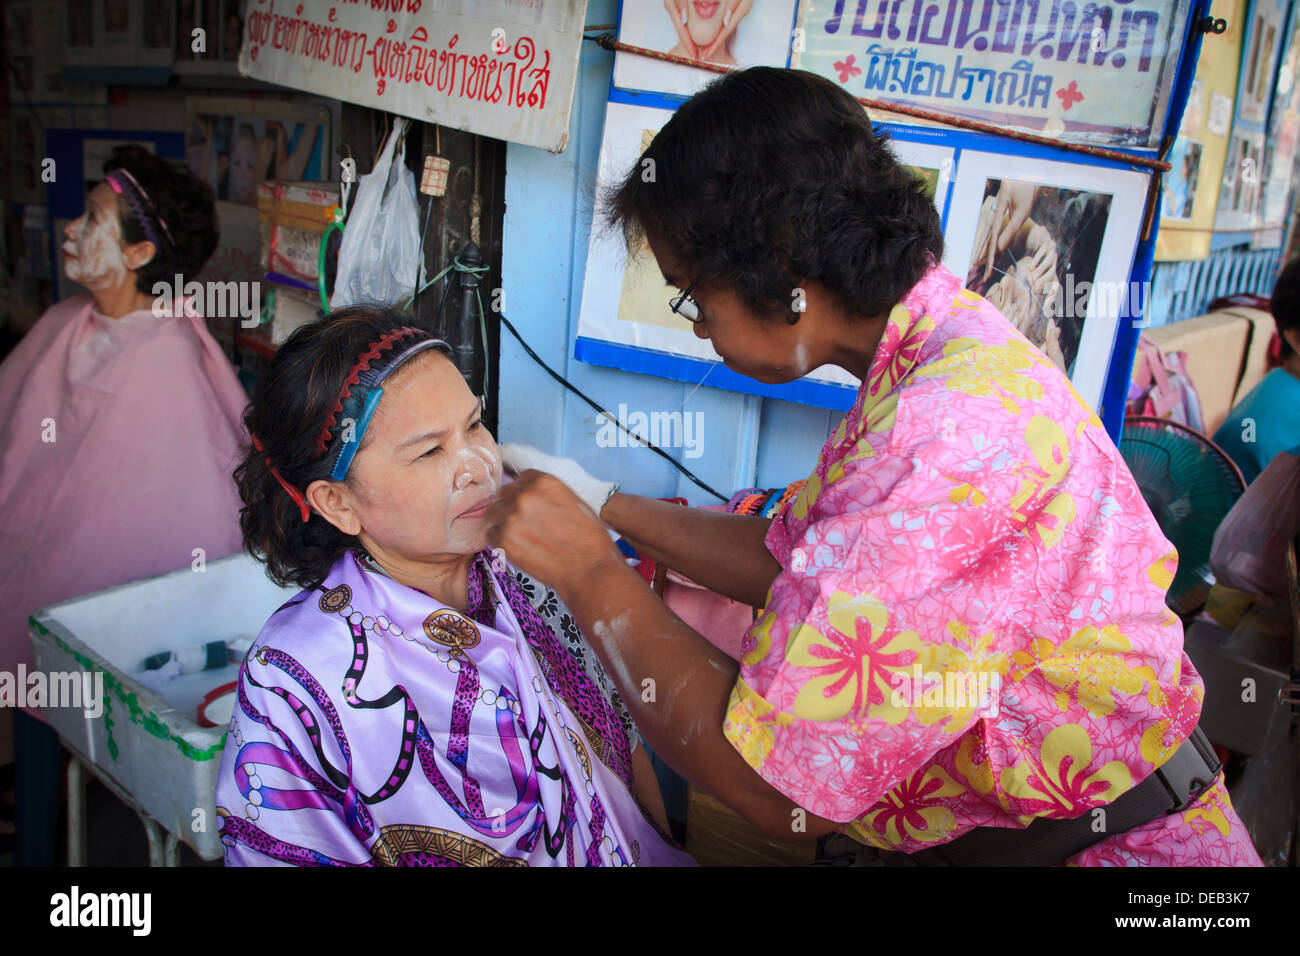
[235,306,440,590]
[103,143,219,294]
[604,67,943,323]
[1270,256,1300,361]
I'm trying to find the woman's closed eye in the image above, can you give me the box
[417,422,482,460]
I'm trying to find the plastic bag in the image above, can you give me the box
[1126,334,1206,433]
[331,118,425,310]
[1210,448,1300,600]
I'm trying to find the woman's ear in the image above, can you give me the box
[306,479,362,536]
[123,239,156,272]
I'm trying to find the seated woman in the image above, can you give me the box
[0,145,247,862]
[216,308,692,867]
[1213,257,1300,484]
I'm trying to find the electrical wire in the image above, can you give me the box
[408,257,729,501]
[494,309,729,502]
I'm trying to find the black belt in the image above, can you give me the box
[819,725,1222,867]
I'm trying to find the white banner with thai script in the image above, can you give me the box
[238,0,587,153]
[793,0,1193,147]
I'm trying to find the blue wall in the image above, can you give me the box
[498,0,833,505]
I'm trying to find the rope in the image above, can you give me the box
[585,34,1171,173]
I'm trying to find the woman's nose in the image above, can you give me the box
[692,319,710,341]
[64,217,81,240]
[454,448,491,489]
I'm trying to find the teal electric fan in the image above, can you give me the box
[1118,417,1246,617]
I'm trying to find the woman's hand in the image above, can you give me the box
[499,443,618,519]
[983,180,1036,283]
[702,0,753,60]
[664,0,698,59]
[485,469,624,601]
[1021,222,1058,293]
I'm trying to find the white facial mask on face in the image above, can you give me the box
[452,444,500,493]
[63,203,130,291]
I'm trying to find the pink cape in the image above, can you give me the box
[0,293,249,680]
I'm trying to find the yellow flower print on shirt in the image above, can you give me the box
[742,608,778,668]
[846,765,967,847]
[1147,548,1179,593]
[787,592,922,723]
[999,723,1132,815]
[914,338,1046,416]
[955,734,996,795]
[827,436,876,485]
[868,307,933,399]
[1008,416,1078,549]
[791,471,823,521]
[1009,624,1148,718]
[913,622,1010,733]
[724,680,779,770]
[1183,781,1232,838]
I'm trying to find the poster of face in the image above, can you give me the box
[612,0,800,99]
[1162,138,1203,221]
[186,98,329,207]
[944,152,1149,411]
[576,101,954,408]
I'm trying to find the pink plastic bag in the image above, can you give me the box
[1210,448,1300,600]
[1126,334,1206,433]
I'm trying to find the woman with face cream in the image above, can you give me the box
[0,145,248,864]
[217,309,688,866]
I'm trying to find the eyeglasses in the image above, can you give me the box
[669,275,704,324]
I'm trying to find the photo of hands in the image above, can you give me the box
[966,178,1112,376]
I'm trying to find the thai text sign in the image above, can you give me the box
[239,0,588,153]
[795,0,1192,146]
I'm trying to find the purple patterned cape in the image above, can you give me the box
[216,550,695,866]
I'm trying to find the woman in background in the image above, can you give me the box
[0,145,248,864]
[1213,257,1300,484]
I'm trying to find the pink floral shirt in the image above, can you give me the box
[723,263,1261,866]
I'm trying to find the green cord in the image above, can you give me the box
[475,286,490,407]
[404,254,493,407]
[400,260,457,312]
[318,218,345,314]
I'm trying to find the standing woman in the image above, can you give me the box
[490,68,1262,865]
[0,145,248,863]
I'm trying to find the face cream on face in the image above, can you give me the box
[63,189,130,291]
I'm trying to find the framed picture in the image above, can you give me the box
[1162,137,1204,222]
[185,95,331,207]
[942,148,1149,411]
[612,0,800,102]
[574,98,956,411]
